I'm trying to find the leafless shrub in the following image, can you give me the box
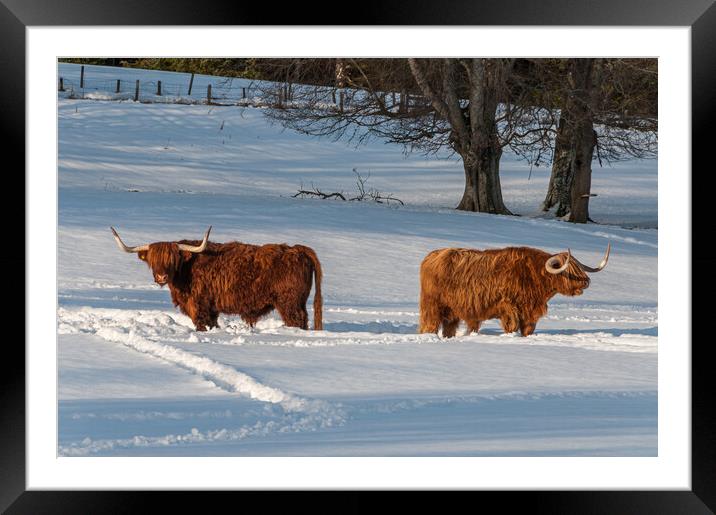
[292,168,404,206]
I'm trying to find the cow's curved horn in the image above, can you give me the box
[574,242,611,273]
[177,226,212,253]
[111,227,149,253]
[545,249,571,274]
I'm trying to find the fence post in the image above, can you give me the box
[80,65,85,88]
[339,91,344,112]
[134,80,140,101]
[207,84,212,104]
[115,79,120,93]
[188,73,195,96]
[157,80,162,96]
[59,77,64,92]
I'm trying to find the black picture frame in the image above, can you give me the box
[5,1,714,512]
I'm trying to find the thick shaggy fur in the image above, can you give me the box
[419,247,590,337]
[137,239,323,332]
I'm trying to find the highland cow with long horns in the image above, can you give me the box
[418,244,610,337]
[111,226,323,332]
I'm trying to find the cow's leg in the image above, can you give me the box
[241,315,258,328]
[419,296,442,334]
[193,313,212,332]
[207,309,220,330]
[238,305,274,329]
[276,303,309,330]
[297,307,309,330]
[186,297,212,332]
[466,319,482,335]
[441,317,460,338]
[499,314,520,334]
[183,298,204,331]
[519,320,537,337]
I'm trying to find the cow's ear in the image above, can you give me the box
[138,250,147,261]
[180,251,194,262]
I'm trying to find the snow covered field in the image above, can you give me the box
[57,63,658,457]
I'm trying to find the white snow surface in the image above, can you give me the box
[58,63,658,456]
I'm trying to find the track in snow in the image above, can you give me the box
[58,304,657,456]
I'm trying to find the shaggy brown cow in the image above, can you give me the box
[419,244,610,337]
[111,226,323,332]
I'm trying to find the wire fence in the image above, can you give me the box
[58,68,267,105]
[57,66,421,111]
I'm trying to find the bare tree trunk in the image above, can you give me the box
[478,145,509,214]
[542,58,596,223]
[335,59,346,111]
[408,58,512,215]
[463,59,512,215]
[458,159,478,211]
[569,128,597,223]
[457,145,510,214]
[542,114,574,217]
[566,59,596,224]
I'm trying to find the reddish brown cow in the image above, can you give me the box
[111,226,323,332]
[419,244,610,337]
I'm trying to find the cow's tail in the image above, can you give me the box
[302,246,323,330]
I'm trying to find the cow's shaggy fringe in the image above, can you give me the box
[138,239,323,332]
[418,247,591,337]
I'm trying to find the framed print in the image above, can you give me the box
[5,0,715,512]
